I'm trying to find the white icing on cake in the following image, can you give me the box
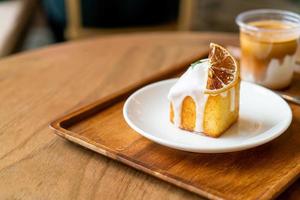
[230,87,235,112]
[168,61,209,132]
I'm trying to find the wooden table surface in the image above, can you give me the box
[0,32,298,200]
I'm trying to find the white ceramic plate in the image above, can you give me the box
[123,79,292,153]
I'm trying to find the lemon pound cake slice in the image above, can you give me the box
[168,43,240,137]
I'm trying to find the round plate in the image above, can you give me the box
[123,79,292,153]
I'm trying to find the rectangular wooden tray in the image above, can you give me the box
[50,54,300,200]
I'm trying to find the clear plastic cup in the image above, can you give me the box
[236,9,300,89]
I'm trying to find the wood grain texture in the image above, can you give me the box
[51,70,300,199]
[0,32,298,200]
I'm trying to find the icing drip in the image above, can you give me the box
[168,61,209,132]
[195,94,208,131]
[230,87,235,112]
[172,98,183,128]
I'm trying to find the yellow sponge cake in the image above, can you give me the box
[168,43,240,137]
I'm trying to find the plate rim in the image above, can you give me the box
[123,79,292,153]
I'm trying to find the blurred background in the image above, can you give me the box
[1,0,300,58]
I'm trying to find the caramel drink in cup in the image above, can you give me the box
[236,9,300,89]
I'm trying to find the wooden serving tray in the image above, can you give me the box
[50,53,300,200]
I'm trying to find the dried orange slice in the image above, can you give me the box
[206,43,239,94]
